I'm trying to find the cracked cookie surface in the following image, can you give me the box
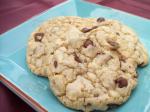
[48,25,139,111]
[26,16,97,77]
[26,16,148,111]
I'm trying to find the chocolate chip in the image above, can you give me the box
[51,52,54,55]
[97,52,105,55]
[94,93,99,97]
[97,17,105,23]
[81,26,98,33]
[139,62,144,66]
[107,103,119,109]
[83,39,94,48]
[74,53,81,63]
[34,33,44,42]
[54,61,57,68]
[97,52,101,55]
[133,75,138,78]
[86,103,91,107]
[81,27,91,33]
[107,39,119,50]
[116,32,120,36]
[115,77,128,88]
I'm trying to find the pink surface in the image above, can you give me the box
[0,82,36,112]
[0,0,150,112]
[0,0,65,34]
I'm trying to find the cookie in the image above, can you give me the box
[48,26,138,111]
[26,16,97,77]
[26,16,148,111]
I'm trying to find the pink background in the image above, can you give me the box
[0,0,150,112]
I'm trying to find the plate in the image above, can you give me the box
[0,0,150,112]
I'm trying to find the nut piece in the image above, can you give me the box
[34,33,44,42]
[83,39,94,48]
[115,77,128,88]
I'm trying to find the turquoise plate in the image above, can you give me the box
[0,0,150,112]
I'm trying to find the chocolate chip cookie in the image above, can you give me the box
[48,26,138,111]
[26,16,148,111]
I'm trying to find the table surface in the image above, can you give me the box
[0,0,150,112]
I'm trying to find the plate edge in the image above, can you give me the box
[0,74,48,112]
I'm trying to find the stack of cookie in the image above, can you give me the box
[26,16,148,111]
